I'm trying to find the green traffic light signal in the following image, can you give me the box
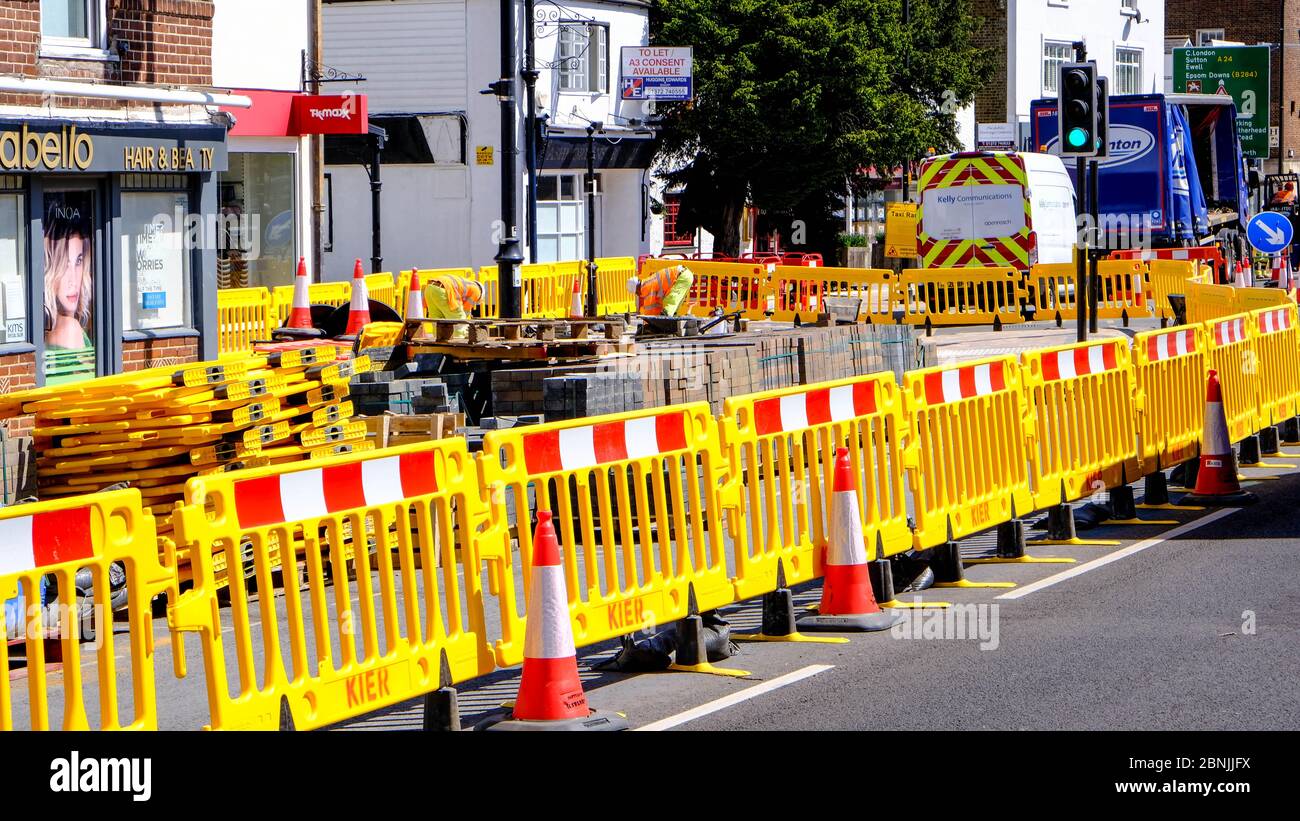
[1067,127,1090,148]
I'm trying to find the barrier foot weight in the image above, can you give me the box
[868,559,951,609]
[1280,417,1300,445]
[733,585,848,645]
[1026,504,1121,547]
[1136,470,1204,511]
[1258,425,1294,459]
[667,613,751,678]
[929,540,1015,589]
[965,519,1076,565]
[1238,434,1263,466]
[422,687,462,732]
[1104,485,1177,526]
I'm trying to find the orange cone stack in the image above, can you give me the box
[483,511,627,731]
[343,259,371,337]
[569,275,584,319]
[1184,370,1257,506]
[287,257,313,329]
[798,448,902,632]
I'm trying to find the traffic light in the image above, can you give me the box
[1095,77,1109,158]
[1058,61,1100,158]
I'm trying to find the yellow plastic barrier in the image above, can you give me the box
[355,321,404,350]
[167,440,496,730]
[365,272,396,309]
[1234,286,1293,313]
[896,267,1027,329]
[1027,263,1079,324]
[902,356,1035,548]
[477,404,742,667]
[1133,325,1207,473]
[1,491,172,730]
[1248,304,1300,428]
[1185,280,1238,324]
[272,280,353,326]
[1093,259,1154,321]
[641,258,771,319]
[1202,312,1259,443]
[594,256,638,314]
[791,266,899,324]
[1147,259,1199,320]
[720,373,912,601]
[216,287,275,355]
[1020,338,1140,509]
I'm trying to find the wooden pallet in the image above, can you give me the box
[362,412,465,448]
[402,317,634,360]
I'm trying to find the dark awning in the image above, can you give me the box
[325,114,467,165]
[540,133,659,170]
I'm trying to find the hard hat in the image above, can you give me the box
[626,275,640,295]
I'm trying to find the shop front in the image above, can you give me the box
[0,116,227,392]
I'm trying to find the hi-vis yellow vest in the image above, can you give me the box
[639,266,682,316]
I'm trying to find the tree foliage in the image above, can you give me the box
[649,0,992,254]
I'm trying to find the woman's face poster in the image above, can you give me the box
[43,191,96,382]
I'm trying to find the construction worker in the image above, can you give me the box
[422,273,483,338]
[628,264,695,316]
[1271,181,1297,207]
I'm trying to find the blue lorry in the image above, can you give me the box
[1030,93,1252,248]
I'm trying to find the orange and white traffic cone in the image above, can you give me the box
[287,256,313,329]
[798,448,903,632]
[1233,260,1246,288]
[569,275,584,319]
[1183,370,1258,506]
[482,511,627,731]
[405,269,426,338]
[343,259,371,337]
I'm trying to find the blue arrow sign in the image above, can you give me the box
[1247,211,1294,255]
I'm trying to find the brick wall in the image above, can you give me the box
[0,349,36,439]
[122,335,200,371]
[0,0,213,107]
[972,0,1008,125]
[1166,0,1295,168]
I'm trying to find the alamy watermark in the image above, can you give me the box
[891,602,1001,651]
[50,751,151,802]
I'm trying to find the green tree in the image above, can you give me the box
[650,0,991,255]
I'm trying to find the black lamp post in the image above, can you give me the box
[487,0,523,318]
[585,121,602,317]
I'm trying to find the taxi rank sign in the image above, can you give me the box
[620,46,693,102]
[1173,45,1271,158]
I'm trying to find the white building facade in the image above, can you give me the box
[211,0,317,287]
[321,0,657,277]
[966,0,1166,150]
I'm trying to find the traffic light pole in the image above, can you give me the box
[1077,156,1089,343]
[1089,157,1100,335]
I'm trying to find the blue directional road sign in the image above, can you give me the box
[1247,211,1294,255]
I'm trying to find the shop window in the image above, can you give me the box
[558,23,609,94]
[0,178,26,345]
[218,152,297,290]
[120,191,191,332]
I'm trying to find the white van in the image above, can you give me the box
[917,151,1077,271]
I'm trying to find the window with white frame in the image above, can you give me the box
[1043,41,1073,94]
[1197,29,1226,47]
[557,23,609,94]
[40,0,106,51]
[1120,0,1138,14]
[1116,47,1143,94]
[535,174,586,262]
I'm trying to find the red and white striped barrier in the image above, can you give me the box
[1145,328,1197,361]
[232,451,438,528]
[1257,308,1292,335]
[522,414,689,474]
[1041,343,1119,382]
[0,507,95,575]
[921,362,1007,405]
[752,382,877,436]
[1213,317,1247,346]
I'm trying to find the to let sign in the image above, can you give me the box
[620,46,693,102]
[1173,45,1270,158]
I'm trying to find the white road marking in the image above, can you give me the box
[635,664,834,731]
[996,508,1240,600]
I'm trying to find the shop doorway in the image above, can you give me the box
[41,186,101,385]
